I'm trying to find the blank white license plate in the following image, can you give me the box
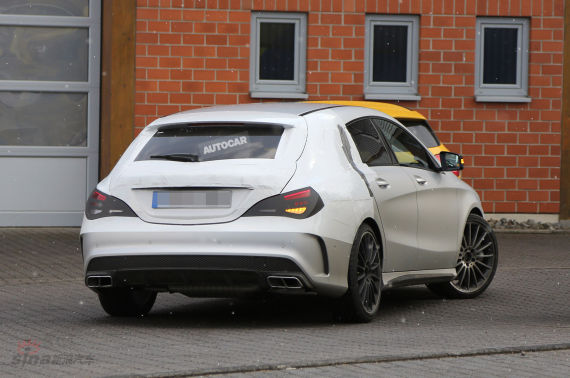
[152,190,231,209]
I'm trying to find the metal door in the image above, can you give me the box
[0,1,100,226]
[344,117,419,273]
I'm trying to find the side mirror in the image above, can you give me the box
[439,151,464,172]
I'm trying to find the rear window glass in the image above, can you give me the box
[398,119,440,148]
[136,124,284,162]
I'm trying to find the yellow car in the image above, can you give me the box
[307,100,460,177]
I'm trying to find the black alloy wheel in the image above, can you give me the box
[343,223,382,322]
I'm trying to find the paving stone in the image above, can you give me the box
[0,229,568,377]
[224,350,570,378]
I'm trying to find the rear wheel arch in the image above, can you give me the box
[362,217,383,263]
[342,221,383,322]
[469,207,484,218]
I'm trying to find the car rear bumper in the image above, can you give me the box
[85,254,312,296]
[80,216,352,297]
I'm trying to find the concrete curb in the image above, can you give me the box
[114,343,570,378]
[492,229,570,234]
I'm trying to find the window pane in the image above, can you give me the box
[483,27,518,85]
[0,92,87,146]
[372,25,407,83]
[347,119,392,166]
[259,22,295,81]
[398,120,440,148]
[375,119,431,169]
[0,0,88,17]
[136,124,284,162]
[0,26,89,82]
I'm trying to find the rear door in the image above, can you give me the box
[345,118,419,273]
[109,121,306,225]
[373,118,461,270]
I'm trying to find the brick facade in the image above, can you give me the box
[134,0,564,215]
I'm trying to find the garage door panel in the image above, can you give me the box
[0,157,86,212]
[0,0,89,17]
[0,26,89,82]
[0,92,88,147]
[0,1,99,226]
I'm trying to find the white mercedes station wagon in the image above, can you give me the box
[81,103,498,322]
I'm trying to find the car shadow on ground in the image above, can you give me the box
[88,285,444,328]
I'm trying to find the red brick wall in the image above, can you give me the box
[134,0,564,215]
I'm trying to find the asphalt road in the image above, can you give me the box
[0,229,568,377]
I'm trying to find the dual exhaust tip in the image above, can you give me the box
[86,275,112,288]
[266,276,304,290]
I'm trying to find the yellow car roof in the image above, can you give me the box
[306,100,426,121]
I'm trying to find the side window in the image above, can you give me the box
[346,118,393,166]
[372,118,432,169]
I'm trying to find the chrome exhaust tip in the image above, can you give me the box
[86,275,113,288]
[267,276,303,289]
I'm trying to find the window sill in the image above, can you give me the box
[364,93,421,101]
[475,95,531,103]
[250,91,309,100]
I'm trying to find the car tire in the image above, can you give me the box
[98,288,157,317]
[427,214,498,299]
[342,223,382,323]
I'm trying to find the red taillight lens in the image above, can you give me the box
[284,189,311,200]
[92,191,106,201]
[243,187,324,219]
[85,189,136,220]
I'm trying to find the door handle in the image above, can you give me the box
[376,179,390,188]
[415,177,427,185]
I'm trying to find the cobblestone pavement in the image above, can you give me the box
[224,349,570,377]
[0,229,568,377]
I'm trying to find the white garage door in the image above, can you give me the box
[0,0,100,226]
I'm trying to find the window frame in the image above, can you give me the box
[135,123,285,162]
[364,14,420,101]
[346,117,396,167]
[475,17,530,103]
[371,117,439,172]
[249,12,307,99]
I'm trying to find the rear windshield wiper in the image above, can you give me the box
[150,153,200,162]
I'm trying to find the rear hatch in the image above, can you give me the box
[109,121,306,225]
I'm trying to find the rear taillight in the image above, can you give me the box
[243,187,324,219]
[85,189,137,220]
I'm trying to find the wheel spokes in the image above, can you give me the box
[451,219,497,293]
[475,260,492,270]
[457,265,467,287]
[475,242,493,254]
[477,253,494,258]
[473,231,488,250]
[473,263,485,279]
[356,231,382,313]
[470,225,480,248]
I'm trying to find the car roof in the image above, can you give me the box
[306,100,426,121]
[150,102,341,126]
